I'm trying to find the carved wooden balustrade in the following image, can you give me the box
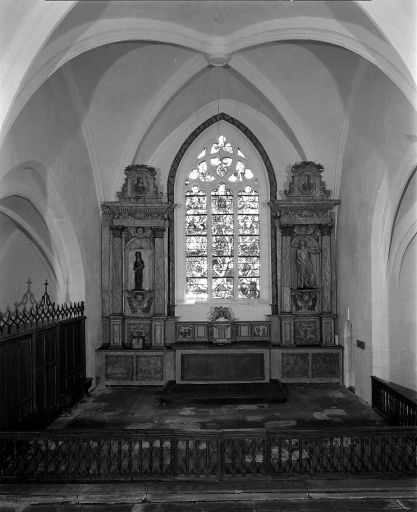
[372,376,417,426]
[0,426,416,481]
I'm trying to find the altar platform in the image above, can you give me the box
[49,383,387,431]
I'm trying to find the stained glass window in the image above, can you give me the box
[185,135,260,300]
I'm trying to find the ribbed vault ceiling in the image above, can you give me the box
[4,1,416,201]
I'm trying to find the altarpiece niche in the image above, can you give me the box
[272,161,340,346]
[101,165,172,351]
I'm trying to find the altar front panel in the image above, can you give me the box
[175,348,270,384]
[96,346,342,385]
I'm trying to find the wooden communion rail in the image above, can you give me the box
[0,426,416,481]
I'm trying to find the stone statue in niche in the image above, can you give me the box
[133,251,145,290]
[125,244,154,316]
[296,240,319,289]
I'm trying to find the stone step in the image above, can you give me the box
[159,379,287,405]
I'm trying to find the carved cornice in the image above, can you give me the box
[272,199,340,225]
[274,199,340,210]
[102,203,174,220]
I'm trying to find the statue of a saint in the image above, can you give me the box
[133,251,145,290]
[296,240,319,289]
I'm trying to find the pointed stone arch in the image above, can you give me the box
[167,113,278,315]
[168,113,277,201]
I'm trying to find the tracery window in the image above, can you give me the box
[184,135,260,301]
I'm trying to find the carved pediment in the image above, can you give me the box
[117,164,161,201]
[283,161,330,199]
[272,161,340,225]
[101,164,174,221]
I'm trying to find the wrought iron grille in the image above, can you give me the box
[0,281,84,337]
[372,376,417,426]
[0,427,415,482]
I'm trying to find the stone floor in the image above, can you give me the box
[49,383,386,431]
[1,478,416,511]
[2,387,414,512]
[8,498,417,511]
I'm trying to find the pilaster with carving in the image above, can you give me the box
[273,161,340,346]
[281,226,293,314]
[110,226,125,315]
[152,227,166,316]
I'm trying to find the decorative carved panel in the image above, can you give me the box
[105,355,133,381]
[152,319,165,347]
[125,320,151,348]
[281,353,309,378]
[125,291,154,316]
[294,318,320,345]
[279,348,342,382]
[135,355,163,381]
[311,352,340,378]
[322,317,335,345]
[110,317,123,346]
[281,317,294,345]
[292,289,319,312]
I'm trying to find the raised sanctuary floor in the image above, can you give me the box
[49,383,386,431]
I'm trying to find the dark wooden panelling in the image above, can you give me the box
[0,335,33,427]
[0,317,85,430]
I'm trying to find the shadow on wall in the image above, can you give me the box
[0,162,84,311]
[0,202,59,311]
[387,169,417,391]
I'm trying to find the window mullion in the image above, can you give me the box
[207,188,213,300]
[233,188,239,299]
